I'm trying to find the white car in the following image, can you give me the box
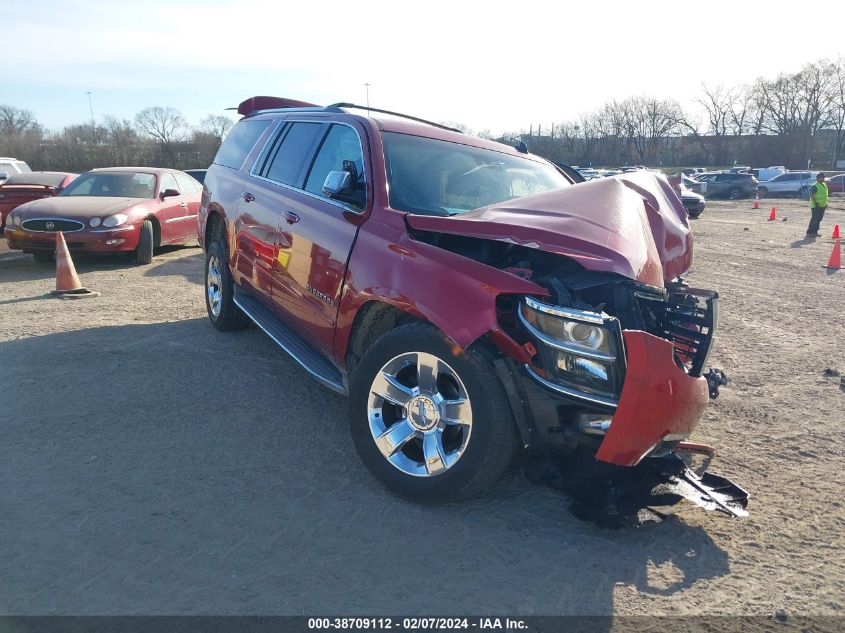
[0,157,32,184]
[757,171,817,198]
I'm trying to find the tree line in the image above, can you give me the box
[2,56,845,172]
[0,105,234,172]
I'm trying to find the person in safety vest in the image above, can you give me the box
[806,172,829,238]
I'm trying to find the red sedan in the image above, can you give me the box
[4,167,201,264]
[826,174,845,194]
[0,171,78,231]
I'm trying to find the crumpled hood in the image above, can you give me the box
[14,196,145,219]
[406,171,692,287]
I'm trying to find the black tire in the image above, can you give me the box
[205,234,250,331]
[348,322,518,502]
[33,251,54,263]
[728,187,742,200]
[799,185,809,199]
[758,186,768,197]
[688,211,703,219]
[135,219,154,265]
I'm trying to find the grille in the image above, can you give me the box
[641,289,718,377]
[19,240,84,249]
[21,218,84,232]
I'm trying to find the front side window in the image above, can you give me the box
[59,172,157,198]
[160,173,180,194]
[304,124,365,209]
[382,132,570,216]
[174,172,200,194]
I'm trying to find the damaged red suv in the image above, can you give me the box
[199,97,747,516]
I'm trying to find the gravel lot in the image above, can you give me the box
[1,198,843,616]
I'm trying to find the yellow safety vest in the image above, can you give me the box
[810,181,829,208]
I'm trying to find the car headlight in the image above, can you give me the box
[89,217,102,227]
[12,214,21,226]
[519,296,623,402]
[102,214,128,228]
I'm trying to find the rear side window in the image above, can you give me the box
[262,122,324,187]
[213,120,271,170]
[161,173,180,194]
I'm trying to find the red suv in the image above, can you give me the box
[199,97,741,508]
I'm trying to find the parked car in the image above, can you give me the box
[694,171,758,199]
[4,167,201,264]
[681,186,705,218]
[184,169,207,184]
[753,166,787,182]
[728,166,751,174]
[0,171,77,231]
[197,96,746,515]
[0,157,32,184]
[826,173,845,194]
[756,171,817,198]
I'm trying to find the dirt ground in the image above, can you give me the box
[0,197,843,617]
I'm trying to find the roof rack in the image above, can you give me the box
[328,103,462,133]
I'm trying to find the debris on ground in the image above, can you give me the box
[822,368,840,378]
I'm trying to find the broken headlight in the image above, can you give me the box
[519,296,624,405]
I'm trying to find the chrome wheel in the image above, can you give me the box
[367,351,473,477]
[207,253,223,318]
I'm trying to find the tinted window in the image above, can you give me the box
[716,174,732,182]
[161,173,180,194]
[263,122,324,187]
[304,125,365,207]
[174,172,200,194]
[213,119,271,170]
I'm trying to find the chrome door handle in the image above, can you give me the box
[179,202,188,208]
[242,192,255,203]
[283,211,300,224]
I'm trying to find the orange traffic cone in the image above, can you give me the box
[768,206,776,221]
[52,232,98,298]
[824,239,842,270]
[833,224,841,239]
[753,194,759,209]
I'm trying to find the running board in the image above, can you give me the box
[233,289,346,395]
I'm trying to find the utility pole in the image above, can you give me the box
[86,92,96,143]
[364,83,371,110]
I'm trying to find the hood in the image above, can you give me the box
[405,171,692,287]
[14,196,146,219]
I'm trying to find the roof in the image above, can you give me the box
[88,166,176,175]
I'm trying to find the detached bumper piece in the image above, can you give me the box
[524,445,749,528]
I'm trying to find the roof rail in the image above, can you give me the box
[329,103,462,133]
[228,96,323,116]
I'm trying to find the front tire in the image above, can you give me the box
[135,219,154,265]
[799,185,809,198]
[348,322,518,502]
[728,187,742,200]
[758,186,768,197]
[205,235,250,331]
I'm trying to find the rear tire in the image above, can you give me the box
[799,185,809,198]
[135,220,154,265]
[205,235,250,331]
[33,251,54,263]
[758,186,768,197]
[348,322,518,502]
[728,187,742,200]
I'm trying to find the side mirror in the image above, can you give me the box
[160,188,180,200]
[322,171,352,197]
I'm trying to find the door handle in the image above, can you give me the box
[242,192,255,203]
[283,211,300,224]
[179,202,188,208]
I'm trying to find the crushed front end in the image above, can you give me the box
[495,276,749,521]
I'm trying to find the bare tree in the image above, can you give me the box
[197,114,235,141]
[0,105,39,136]
[135,107,187,164]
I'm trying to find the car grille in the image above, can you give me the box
[635,287,717,377]
[19,239,84,250]
[21,218,85,232]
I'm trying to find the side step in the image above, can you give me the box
[233,288,346,394]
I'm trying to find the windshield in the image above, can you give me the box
[382,132,570,216]
[59,171,157,198]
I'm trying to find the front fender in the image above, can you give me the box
[334,218,547,363]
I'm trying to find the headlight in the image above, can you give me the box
[12,215,21,226]
[519,296,623,402]
[89,217,102,227]
[102,214,128,228]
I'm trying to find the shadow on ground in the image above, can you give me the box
[0,319,730,616]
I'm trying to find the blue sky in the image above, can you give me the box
[4,0,845,134]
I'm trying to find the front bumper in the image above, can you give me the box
[4,224,139,252]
